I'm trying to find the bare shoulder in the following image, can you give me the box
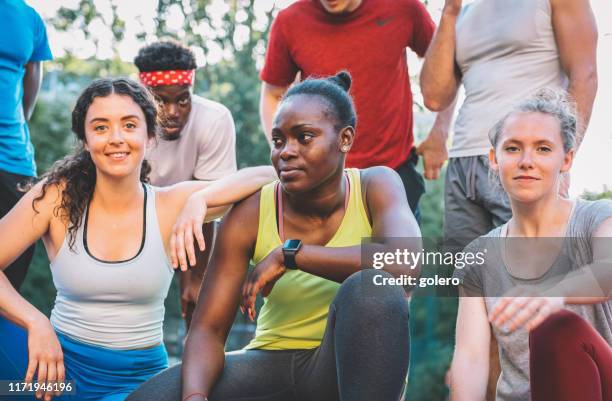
[22,179,65,219]
[359,166,405,204]
[357,166,418,236]
[208,189,262,266]
[0,179,67,260]
[220,189,261,240]
[360,166,402,186]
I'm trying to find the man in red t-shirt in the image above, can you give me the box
[260,0,454,218]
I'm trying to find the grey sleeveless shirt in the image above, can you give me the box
[50,184,174,350]
[452,0,568,158]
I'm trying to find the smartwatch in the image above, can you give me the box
[282,239,302,270]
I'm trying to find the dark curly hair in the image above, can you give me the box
[32,78,158,250]
[283,70,357,130]
[134,40,197,72]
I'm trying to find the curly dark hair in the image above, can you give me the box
[134,40,197,72]
[32,78,158,250]
[283,71,357,130]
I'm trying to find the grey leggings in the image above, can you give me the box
[127,270,410,401]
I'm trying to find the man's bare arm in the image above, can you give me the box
[23,62,44,121]
[259,82,290,144]
[420,0,463,111]
[551,0,597,149]
[417,98,456,180]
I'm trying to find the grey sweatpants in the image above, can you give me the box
[444,155,512,250]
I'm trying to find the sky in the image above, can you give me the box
[30,0,612,197]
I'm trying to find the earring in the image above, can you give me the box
[342,145,349,152]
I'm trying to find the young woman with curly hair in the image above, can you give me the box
[0,78,274,401]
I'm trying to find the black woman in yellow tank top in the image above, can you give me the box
[128,71,422,401]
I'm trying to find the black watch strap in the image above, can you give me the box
[282,239,302,270]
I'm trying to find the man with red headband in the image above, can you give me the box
[135,41,237,327]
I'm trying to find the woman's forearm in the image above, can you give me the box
[450,351,488,401]
[199,166,276,209]
[0,272,46,329]
[181,329,226,399]
[565,296,610,304]
[450,296,490,401]
[290,239,422,283]
[291,244,361,283]
[551,259,612,303]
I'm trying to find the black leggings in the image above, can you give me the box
[127,270,410,401]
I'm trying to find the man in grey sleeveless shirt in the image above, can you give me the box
[418,0,597,249]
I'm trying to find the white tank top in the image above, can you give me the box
[451,0,568,157]
[50,184,174,350]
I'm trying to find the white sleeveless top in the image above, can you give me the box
[451,0,568,157]
[50,184,174,350]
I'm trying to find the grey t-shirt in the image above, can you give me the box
[451,0,568,158]
[454,199,612,401]
[146,95,237,186]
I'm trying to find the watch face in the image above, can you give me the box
[284,239,301,251]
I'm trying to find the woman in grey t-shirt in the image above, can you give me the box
[452,90,612,401]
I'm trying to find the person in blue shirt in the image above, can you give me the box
[0,0,52,290]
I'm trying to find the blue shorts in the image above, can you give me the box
[0,316,168,401]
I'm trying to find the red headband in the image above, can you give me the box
[139,70,195,87]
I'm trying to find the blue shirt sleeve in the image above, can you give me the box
[29,8,52,62]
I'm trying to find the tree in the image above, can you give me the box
[583,186,612,200]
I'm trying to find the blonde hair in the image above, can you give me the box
[488,89,578,187]
[489,88,578,153]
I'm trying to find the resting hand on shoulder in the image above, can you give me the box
[165,166,277,271]
[170,191,208,271]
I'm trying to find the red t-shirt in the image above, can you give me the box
[261,0,435,169]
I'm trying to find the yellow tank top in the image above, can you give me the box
[246,168,372,350]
